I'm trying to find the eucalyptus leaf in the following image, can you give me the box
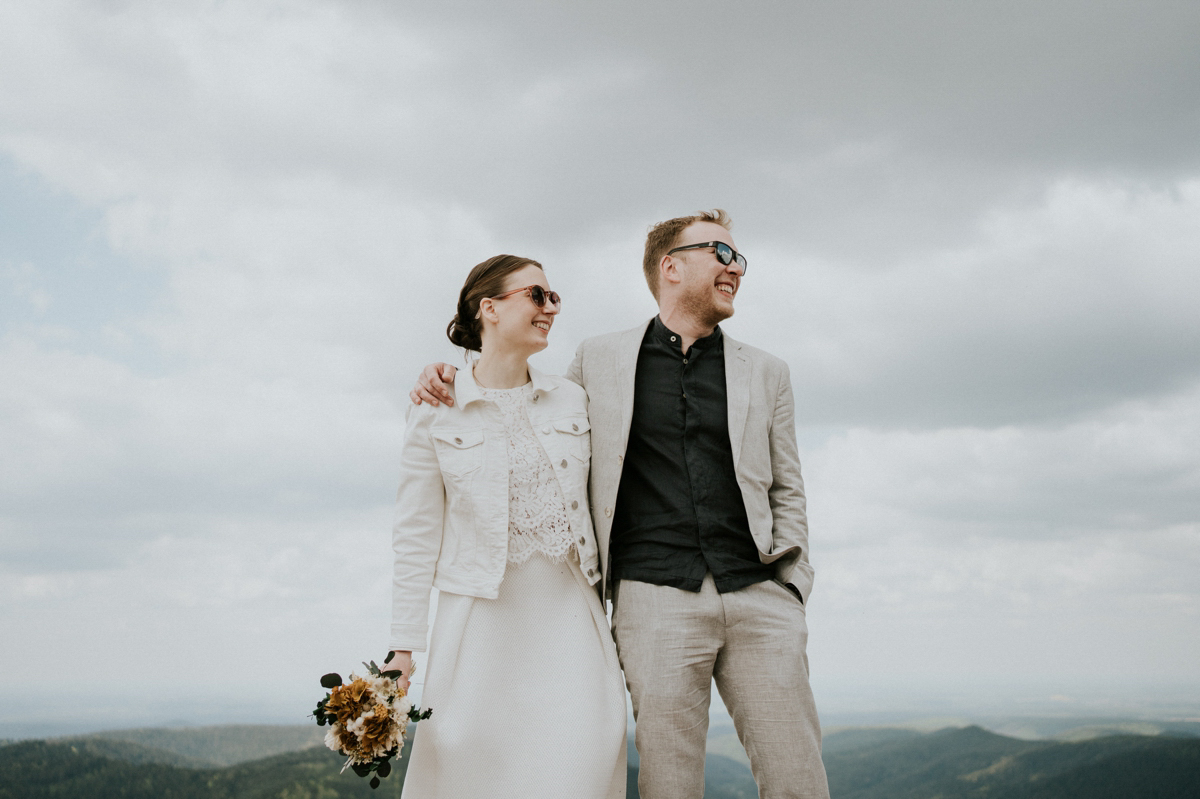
[369,776,381,789]
[377,760,392,778]
[320,672,343,688]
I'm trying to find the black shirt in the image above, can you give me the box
[609,317,774,593]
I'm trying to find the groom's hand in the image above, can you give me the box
[410,363,457,406]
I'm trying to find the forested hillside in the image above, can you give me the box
[3,723,1197,798]
[821,725,1200,799]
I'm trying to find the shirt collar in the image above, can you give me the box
[651,315,723,352]
[454,361,556,406]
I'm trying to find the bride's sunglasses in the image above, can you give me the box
[490,284,562,310]
[666,241,748,274]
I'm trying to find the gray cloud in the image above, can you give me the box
[8,1,1198,257]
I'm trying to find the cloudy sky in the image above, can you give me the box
[3,0,1199,736]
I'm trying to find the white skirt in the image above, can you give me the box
[402,552,627,798]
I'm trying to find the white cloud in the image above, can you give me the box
[742,178,1200,426]
[805,381,1200,558]
[0,510,395,727]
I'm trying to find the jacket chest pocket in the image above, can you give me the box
[432,429,485,478]
[553,416,591,463]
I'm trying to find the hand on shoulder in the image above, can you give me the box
[411,363,458,406]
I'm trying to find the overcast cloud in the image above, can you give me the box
[2,0,1198,734]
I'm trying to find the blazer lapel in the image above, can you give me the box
[724,333,751,468]
[612,321,650,452]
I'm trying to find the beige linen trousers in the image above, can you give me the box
[565,319,830,799]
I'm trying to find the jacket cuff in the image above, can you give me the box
[389,623,429,653]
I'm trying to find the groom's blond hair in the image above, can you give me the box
[642,209,733,300]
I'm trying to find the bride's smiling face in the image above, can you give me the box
[478,264,560,356]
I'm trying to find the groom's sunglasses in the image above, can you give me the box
[666,241,748,274]
[490,284,562,310]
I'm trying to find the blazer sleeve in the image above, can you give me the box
[768,362,814,603]
[564,341,585,388]
[389,403,446,652]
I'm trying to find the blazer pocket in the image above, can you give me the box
[553,416,591,462]
[771,578,806,611]
[431,429,485,478]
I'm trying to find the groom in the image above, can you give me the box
[414,210,829,799]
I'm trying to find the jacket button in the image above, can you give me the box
[587,568,595,577]
[543,427,551,434]
[532,395,538,402]
[454,437,462,445]
[604,507,612,517]
[561,459,568,468]
[578,536,586,545]
[571,500,579,510]
[572,423,578,431]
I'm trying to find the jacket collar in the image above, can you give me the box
[722,333,750,466]
[454,361,557,407]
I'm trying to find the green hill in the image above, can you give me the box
[822,726,924,755]
[78,724,328,767]
[647,723,1200,798]
[0,737,413,799]
[51,736,217,768]
[4,723,1198,799]
[823,725,1200,799]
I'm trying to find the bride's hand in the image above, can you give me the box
[383,650,413,693]
[410,363,458,407]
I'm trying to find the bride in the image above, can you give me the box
[384,254,627,798]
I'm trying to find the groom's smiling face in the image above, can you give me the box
[671,221,743,327]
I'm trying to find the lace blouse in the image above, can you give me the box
[479,383,575,565]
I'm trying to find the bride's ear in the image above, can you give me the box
[477,297,499,324]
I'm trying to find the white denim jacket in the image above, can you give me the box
[389,365,597,652]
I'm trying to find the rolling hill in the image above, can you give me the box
[3,721,1197,798]
[822,724,1200,799]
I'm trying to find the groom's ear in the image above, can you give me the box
[660,254,682,287]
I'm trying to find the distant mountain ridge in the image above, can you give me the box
[74,724,327,766]
[0,739,389,799]
[823,724,1200,799]
[3,721,1198,798]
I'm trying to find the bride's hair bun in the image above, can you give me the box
[446,301,482,351]
[447,254,543,353]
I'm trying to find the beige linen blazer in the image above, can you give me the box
[565,319,814,604]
